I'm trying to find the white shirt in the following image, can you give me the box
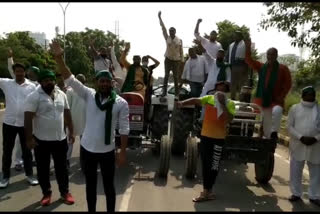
[66,87,86,136]
[181,55,207,83]
[8,57,39,87]
[94,56,112,73]
[165,35,184,61]
[0,78,36,127]
[65,75,130,153]
[287,102,320,164]
[228,40,246,64]
[24,86,70,141]
[201,59,231,97]
[194,32,222,60]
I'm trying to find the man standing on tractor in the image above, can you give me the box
[226,31,248,100]
[177,81,235,202]
[287,86,320,207]
[244,38,292,140]
[120,43,150,99]
[181,47,207,97]
[194,18,222,63]
[158,11,184,98]
[50,39,129,212]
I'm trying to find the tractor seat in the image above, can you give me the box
[121,92,144,106]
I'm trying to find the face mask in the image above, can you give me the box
[301,100,315,107]
[142,62,148,67]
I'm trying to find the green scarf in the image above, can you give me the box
[95,90,117,145]
[216,61,230,82]
[121,65,149,93]
[256,61,279,107]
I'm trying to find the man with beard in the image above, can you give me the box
[245,38,292,140]
[287,86,320,206]
[7,48,40,171]
[120,43,150,98]
[50,40,129,212]
[177,81,235,202]
[24,69,75,206]
[158,11,184,97]
[0,62,38,189]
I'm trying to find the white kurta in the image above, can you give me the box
[287,102,320,164]
[66,87,86,136]
[200,59,231,97]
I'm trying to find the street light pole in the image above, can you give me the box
[58,2,70,61]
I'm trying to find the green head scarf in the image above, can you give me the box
[28,66,40,76]
[302,86,316,97]
[38,69,56,82]
[95,70,113,81]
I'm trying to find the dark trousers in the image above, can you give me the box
[81,146,116,212]
[189,82,203,97]
[200,136,224,191]
[2,123,33,179]
[163,57,180,96]
[34,137,69,196]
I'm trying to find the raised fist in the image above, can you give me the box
[197,18,202,23]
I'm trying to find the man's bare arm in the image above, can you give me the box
[24,112,37,149]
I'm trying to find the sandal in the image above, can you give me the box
[192,192,216,202]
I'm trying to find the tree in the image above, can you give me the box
[0,31,56,78]
[54,28,127,81]
[260,2,320,58]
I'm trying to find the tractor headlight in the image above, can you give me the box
[131,115,142,121]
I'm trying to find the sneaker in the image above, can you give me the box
[288,195,301,202]
[27,176,39,186]
[309,199,320,207]
[15,164,23,171]
[0,178,9,189]
[61,193,75,205]
[40,194,52,206]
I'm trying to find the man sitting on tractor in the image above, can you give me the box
[120,43,150,99]
[177,81,235,202]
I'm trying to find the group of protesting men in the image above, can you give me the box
[0,11,319,211]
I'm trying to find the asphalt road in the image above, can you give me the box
[0,109,318,211]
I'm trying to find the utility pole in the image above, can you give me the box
[58,2,70,61]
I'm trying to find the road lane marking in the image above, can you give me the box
[274,152,309,176]
[118,179,134,211]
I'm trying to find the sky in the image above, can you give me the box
[0,2,310,78]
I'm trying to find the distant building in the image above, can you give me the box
[29,32,49,49]
[258,52,300,72]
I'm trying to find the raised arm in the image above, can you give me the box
[120,43,131,69]
[50,39,89,100]
[147,55,160,69]
[194,19,204,41]
[158,11,168,40]
[7,48,15,79]
[244,38,263,72]
[89,40,99,58]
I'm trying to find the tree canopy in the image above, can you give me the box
[260,2,320,59]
